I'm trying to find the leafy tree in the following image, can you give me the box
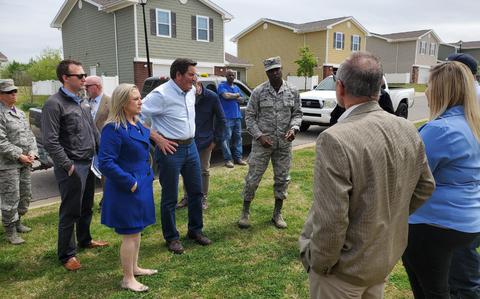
[27,48,62,81]
[0,60,31,80]
[294,46,317,90]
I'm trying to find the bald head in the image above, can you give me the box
[85,75,103,98]
[336,52,383,99]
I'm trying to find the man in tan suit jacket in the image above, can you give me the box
[299,52,435,299]
[85,76,110,133]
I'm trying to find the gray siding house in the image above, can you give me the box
[438,43,458,61]
[366,29,442,83]
[51,0,233,88]
[0,52,8,68]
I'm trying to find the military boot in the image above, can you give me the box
[16,218,32,233]
[272,199,287,229]
[238,201,251,229]
[5,224,25,245]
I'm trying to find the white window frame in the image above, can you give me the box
[334,32,344,50]
[429,43,437,56]
[156,8,171,38]
[196,15,209,42]
[419,41,427,55]
[352,35,360,52]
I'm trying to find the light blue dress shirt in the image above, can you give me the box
[409,105,480,233]
[89,94,103,119]
[140,79,196,140]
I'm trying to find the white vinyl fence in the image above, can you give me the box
[286,76,319,91]
[32,76,119,96]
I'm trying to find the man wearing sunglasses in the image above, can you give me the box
[42,60,108,271]
[0,79,38,245]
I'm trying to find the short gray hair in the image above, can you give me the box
[336,52,383,99]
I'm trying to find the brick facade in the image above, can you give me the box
[133,61,152,91]
[411,66,419,84]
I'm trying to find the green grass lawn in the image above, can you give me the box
[0,147,413,298]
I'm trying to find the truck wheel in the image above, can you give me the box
[396,102,408,119]
[300,123,310,132]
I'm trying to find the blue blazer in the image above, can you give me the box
[98,122,155,230]
[195,88,226,151]
[409,106,480,233]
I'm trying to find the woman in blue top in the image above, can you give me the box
[402,61,480,298]
[98,84,156,292]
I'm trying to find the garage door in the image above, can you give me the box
[417,67,430,84]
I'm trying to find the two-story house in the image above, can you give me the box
[51,0,232,88]
[231,16,369,87]
[0,52,8,68]
[366,29,442,84]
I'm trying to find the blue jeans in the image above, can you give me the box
[156,142,203,241]
[449,235,480,299]
[222,118,243,162]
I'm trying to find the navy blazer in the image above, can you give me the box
[98,122,155,230]
[194,87,226,151]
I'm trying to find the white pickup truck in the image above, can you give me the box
[299,75,415,131]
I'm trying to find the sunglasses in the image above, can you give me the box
[2,89,17,94]
[66,73,87,79]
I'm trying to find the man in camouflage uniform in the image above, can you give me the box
[238,57,302,229]
[0,79,38,244]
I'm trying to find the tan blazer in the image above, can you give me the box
[93,94,110,132]
[299,101,435,287]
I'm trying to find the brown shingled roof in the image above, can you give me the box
[225,52,250,66]
[265,16,351,33]
[374,29,431,40]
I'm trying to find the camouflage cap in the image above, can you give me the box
[0,79,17,92]
[263,56,282,71]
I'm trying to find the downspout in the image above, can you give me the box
[395,43,399,73]
[134,4,139,58]
[114,12,120,77]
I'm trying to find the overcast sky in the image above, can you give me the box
[1,0,479,63]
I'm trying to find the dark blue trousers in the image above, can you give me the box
[156,142,203,241]
[449,235,480,299]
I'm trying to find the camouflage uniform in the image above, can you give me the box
[0,101,38,227]
[243,79,302,201]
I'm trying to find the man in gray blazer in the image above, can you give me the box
[85,76,110,133]
[299,52,435,298]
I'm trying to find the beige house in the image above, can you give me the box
[231,16,369,87]
[366,29,442,84]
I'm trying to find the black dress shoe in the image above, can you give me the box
[166,240,184,254]
[187,231,212,246]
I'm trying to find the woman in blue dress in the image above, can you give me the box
[98,83,156,292]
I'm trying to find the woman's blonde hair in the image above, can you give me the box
[105,83,139,129]
[427,61,480,141]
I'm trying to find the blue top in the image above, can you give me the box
[409,105,480,233]
[99,122,155,230]
[217,81,241,119]
[194,87,226,150]
[60,87,81,105]
[141,79,196,140]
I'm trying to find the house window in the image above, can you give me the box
[156,9,171,37]
[197,15,209,41]
[351,35,361,51]
[419,41,428,55]
[429,43,437,56]
[334,32,344,50]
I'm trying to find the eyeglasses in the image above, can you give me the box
[66,73,87,79]
[1,89,17,94]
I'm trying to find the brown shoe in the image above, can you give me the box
[166,240,184,254]
[176,197,188,209]
[63,257,81,271]
[187,231,212,246]
[234,159,247,166]
[83,240,109,249]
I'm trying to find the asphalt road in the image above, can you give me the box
[30,93,429,202]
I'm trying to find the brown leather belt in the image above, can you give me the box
[169,138,194,145]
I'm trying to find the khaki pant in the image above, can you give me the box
[309,270,385,299]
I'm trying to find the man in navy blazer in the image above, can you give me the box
[177,80,226,209]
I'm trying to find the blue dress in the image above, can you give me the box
[98,122,155,234]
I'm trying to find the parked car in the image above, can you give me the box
[29,75,253,171]
[299,75,415,131]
